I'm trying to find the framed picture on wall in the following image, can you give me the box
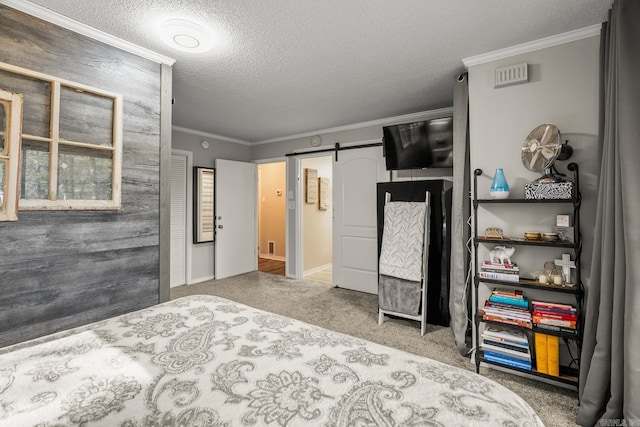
[194,167,215,243]
[305,168,318,203]
[319,177,330,210]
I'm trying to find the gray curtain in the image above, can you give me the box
[449,73,471,356]
[577,0,640,424]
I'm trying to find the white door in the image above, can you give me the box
[215,159,257,279]
[333,146,389,293]
[170,154,187,287]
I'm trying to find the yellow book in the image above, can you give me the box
[547,335,560,377]
[534,333,548,374]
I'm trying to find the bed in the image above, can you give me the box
[0,295,543,426]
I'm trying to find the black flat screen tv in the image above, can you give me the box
[382,116,454,170]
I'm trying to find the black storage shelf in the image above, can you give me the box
[472,163,584,392]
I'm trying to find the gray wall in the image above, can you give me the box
[0,6,166,347]
[468,35,601,358]
[251,110,453,278]
[173,129,251,167]
[172,128,250,283]
[469,35,600,289]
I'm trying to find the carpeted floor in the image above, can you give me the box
[171,271,579,426]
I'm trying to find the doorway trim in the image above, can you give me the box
[253,157,289,275]
[294,152,335,280]
[171,148,193,286]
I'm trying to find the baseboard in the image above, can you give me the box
[303,263,332,276]
[259,254,286,262]
[189,274,215,284]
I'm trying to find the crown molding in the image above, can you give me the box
[172,126,251,146]
[1,0,175,65]
[253,107,454,145]
[175,106,453,147]
[462,24,602,68]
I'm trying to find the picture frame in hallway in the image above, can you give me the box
[319,177,330,210]
[305,168,318,203]
[194,167,215,243]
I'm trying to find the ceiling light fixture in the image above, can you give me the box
[159,19,213,53]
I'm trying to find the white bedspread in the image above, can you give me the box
[0,295,543,426]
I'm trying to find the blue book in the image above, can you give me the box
[484,352,532,370]
[489,295,529,308]
[483,350,532,367]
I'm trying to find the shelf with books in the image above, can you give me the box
[472,164,583,391]
[479,357,579,386]
[473,277,581,294]
[476,315,579,340]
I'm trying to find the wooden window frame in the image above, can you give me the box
[0,61,123,211]
[0,87,23,221]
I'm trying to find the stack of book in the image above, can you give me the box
[481,326,531,371]
[478,261,520,282]
[482,288,532,328]
[531,301,577,334]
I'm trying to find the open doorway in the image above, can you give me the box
[257,161,286,276]
[300,156,333,284]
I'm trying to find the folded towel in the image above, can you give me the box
[378,274,422,315]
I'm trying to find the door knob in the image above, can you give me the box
[218,225,223,229]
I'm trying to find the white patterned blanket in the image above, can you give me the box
[379,201,427,282]
[0,295,543,426]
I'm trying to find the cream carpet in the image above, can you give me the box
[171,271,579,426]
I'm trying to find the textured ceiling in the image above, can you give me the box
[27,0,611,143]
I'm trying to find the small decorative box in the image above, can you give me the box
[524,182,573,199]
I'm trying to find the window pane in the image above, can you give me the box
[0,161,5,213]
[60,86,113,147]
[58,144,112,200]
[21,140,50,199]
[0,70,51,138]
[0,100,6,153]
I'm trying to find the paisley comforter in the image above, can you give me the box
[0,295,543,426]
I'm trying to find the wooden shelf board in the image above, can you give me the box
[479,358,578,386]
[476,236,577,248]
[476,277,581,294]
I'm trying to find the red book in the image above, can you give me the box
[485,301,530,312]
[533,306,577,315]
[532,310,577,321]
[531,301,575,311]
[533,315,576,329]
[492,288,524,298]
[482,312,532,328]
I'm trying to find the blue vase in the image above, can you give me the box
[490,168,510,199]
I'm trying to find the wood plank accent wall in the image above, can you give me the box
[0,5,166,347]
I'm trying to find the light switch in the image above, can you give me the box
[556,214,571,227]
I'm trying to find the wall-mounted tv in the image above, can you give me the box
[382,116,454,170]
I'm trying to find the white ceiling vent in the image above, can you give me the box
[495,63,528,88]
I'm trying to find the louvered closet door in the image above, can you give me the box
[170,154,187,287]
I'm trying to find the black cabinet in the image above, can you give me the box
[376,180,452,326]
[472,163,583,388]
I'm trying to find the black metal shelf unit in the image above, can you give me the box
[472,163,584,388]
